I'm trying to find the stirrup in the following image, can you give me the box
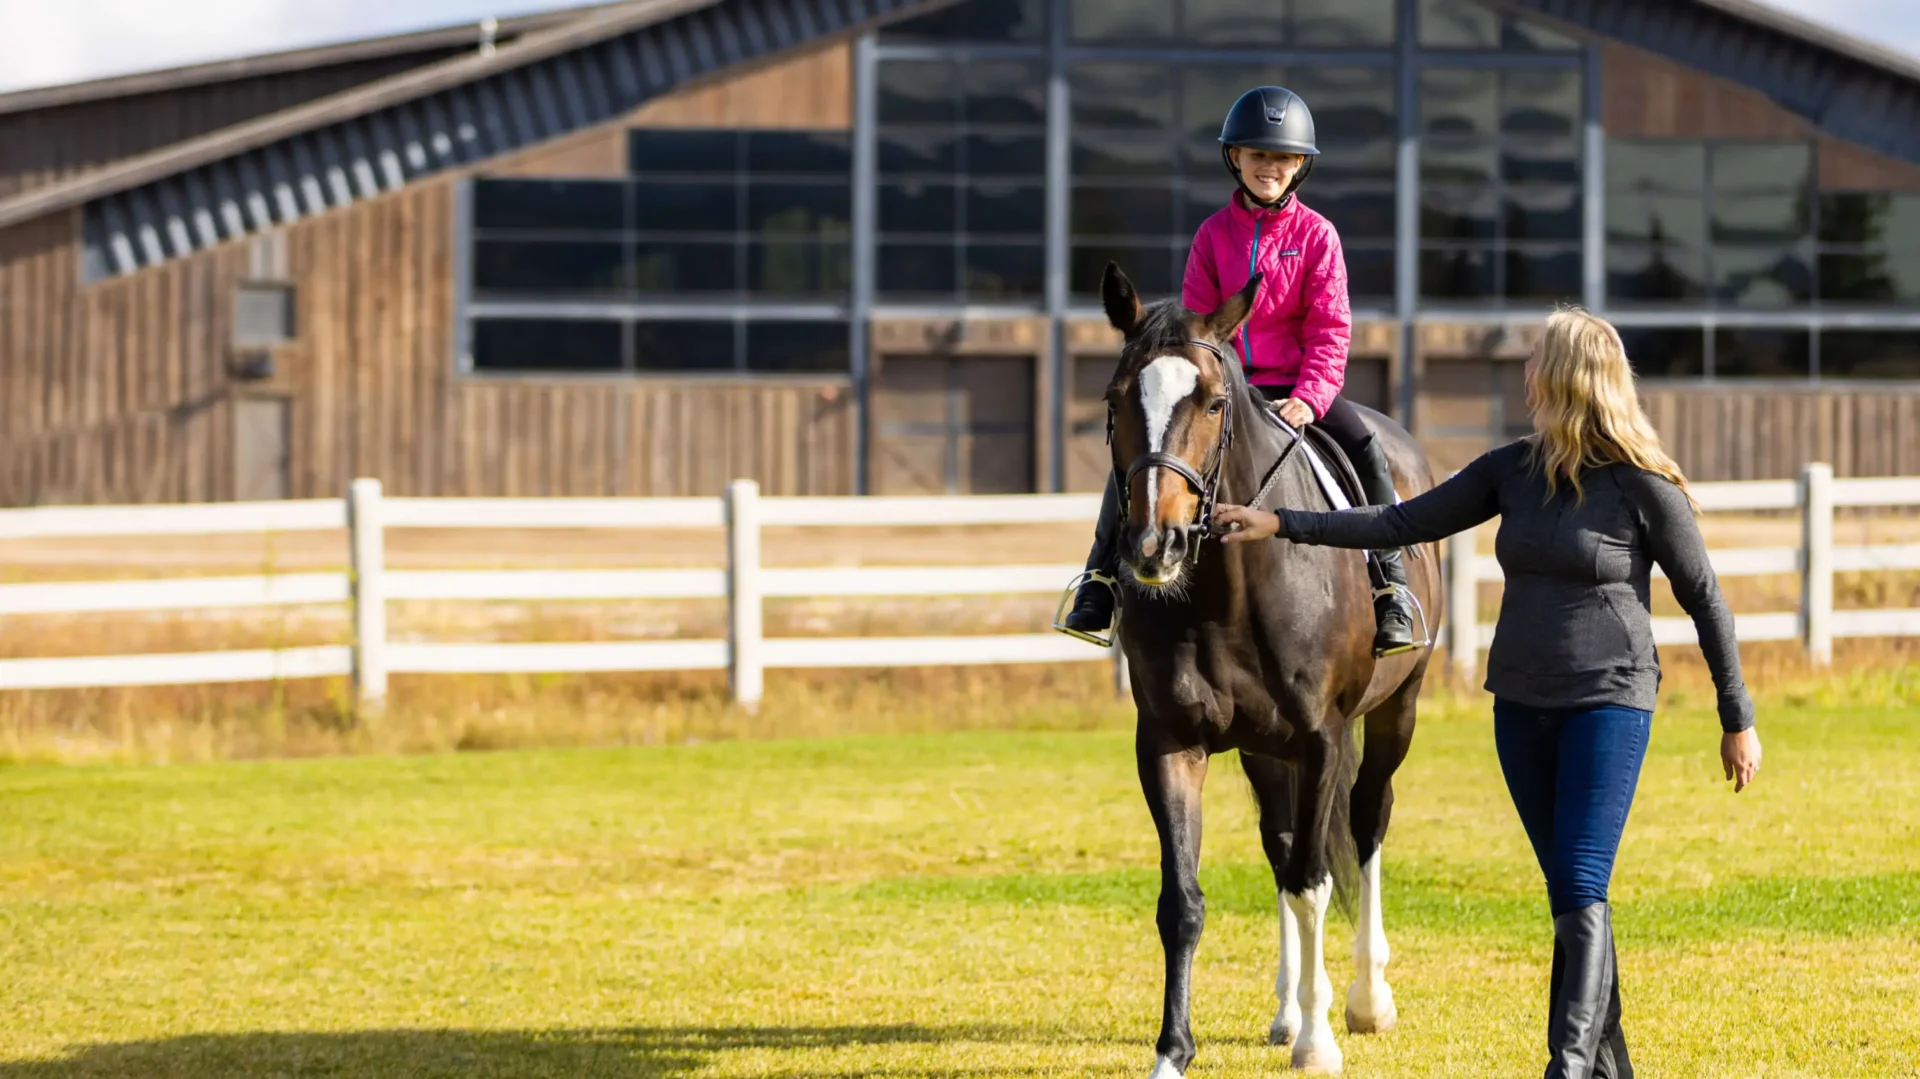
[1052,569,1121,649]
[1371,581,1432,657]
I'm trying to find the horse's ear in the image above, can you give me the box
[1102,262,1142,336]
[1204,273,1263,341]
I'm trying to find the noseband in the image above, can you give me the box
[1108,340,1237,564]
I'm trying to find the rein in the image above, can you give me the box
[1108,339,1305,566]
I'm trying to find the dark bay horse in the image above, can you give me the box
[1097,264,1443,1076]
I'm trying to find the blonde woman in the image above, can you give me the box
[1212,308,1763,1079]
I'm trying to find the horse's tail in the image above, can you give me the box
[1327,721,1363,924]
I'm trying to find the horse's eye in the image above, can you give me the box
[1207,398,1228,415]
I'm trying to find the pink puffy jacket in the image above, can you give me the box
[1182,192,1352,420]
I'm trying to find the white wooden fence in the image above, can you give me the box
[2,462,1917,707]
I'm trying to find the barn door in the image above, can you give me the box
[233,396,291,501]
[872,355,1035,495]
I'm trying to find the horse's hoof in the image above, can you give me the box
[1147,1054,1185,1079]
[1346,980,1397,1034]
[1269,1010,1301,1046]
[1290,1042,1344,1074]
[1345,1003,1398,1034]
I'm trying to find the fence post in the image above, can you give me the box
[726,479,764,710]
[1448,526,1479,680]
[348,477,388,713]
[1801,461,1834,666]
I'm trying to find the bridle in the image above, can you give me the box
[1107,339,1303,567]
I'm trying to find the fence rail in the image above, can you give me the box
[2,463,1918,705]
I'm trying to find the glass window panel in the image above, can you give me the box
[1293,67,1396,140]
[628,129,737,174]
[878,242,959,296]
[633,242,737,292]
[1607,140,1706,193]
[1419,0,1498,48]
[1818,192,1920,246]
[1074,185,1178,237]
[1420,246,1498,299]
[473,319,624,372]
[1818,251,1920,304]
[878,129,961,175]
[1293,0,1396,46]
[748,241,852,295]
[1310,189,1396,240]
[1715,328,1811,378]
[1071,63,1176,129]
[1821,331,1920,380]
[1421,70,1498,138]
[1072,0,1175,41]
[1504,187,1582,241]
[1502,70,1580,138]
[964,242,1046,299]
[1421,138,1498,186]
[744,131,851,174]
[966,182,1046,234]
[1710,143,1812,193]
[1606,243,1708,303]
[1183,0,1289,46]
[964,60,1048,124]
[1503,140,1582,184]
[880,181,959,234]
[1076,243,1177,297]
[474,240,627,293]
[1183,184,1235,233]
[1344,245,1396,299]
[965,133,1048,176]
[745,321,851,373]
[633,320,736,372]
[1607,194,1708,247]
[1422,188,1498,240]
[1711,194,1809,244]
[880,0,1046,42]
[1182,65,1278,142]
[1309,138,1397,183]
[1074,129,1178,177]
[747,182,851,236]
[878,61,958,123]
[474,180,625,231]
[1714,246,1812,306]
[1618,329,1706,378]
[633,181,737,233]
[1505,245,1583,300]
[1504,17,1581,51]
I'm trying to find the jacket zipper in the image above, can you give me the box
[1243,215,1262,371]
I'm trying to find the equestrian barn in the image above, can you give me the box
[5,0,1920,503]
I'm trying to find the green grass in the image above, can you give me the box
[3,705,1918,1078]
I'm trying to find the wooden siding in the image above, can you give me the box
[1817,135,1920,192]
[1642,383,1920,483]
[0,51,466,201]
[488,43,853,178]
[1602,40,1814,141]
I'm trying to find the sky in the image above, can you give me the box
[0,0,1915,95]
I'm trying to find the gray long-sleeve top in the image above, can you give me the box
[1278,440,1755,732]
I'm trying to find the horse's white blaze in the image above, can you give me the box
[1345,851,1397,1034]
[1270,894,1303,1045]
[1139,355,1201,520]
[1147,1055,1185,1079]
[1286,879,1343,1073]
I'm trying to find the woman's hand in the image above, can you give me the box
[1274,397,1314,427]
[1721,728,1762,792]
[1212,504,1282,544]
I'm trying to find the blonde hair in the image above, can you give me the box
[1527,307,1694,508]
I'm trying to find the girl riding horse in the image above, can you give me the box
[1059,85,1420,658]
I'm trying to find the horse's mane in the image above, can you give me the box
[1129,300,1255,397]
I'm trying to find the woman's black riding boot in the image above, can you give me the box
[1552,937,1631,1079]
[1061,475,1121,636]
[1545,904,1616,1079]
[1351,436,1419,656]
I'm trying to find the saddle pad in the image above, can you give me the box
[1298,436,1353,512]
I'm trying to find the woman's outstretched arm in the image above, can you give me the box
[1217,441,1517,549]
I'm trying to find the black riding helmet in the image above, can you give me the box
[1219,86,1318,209]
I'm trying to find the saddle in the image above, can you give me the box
[1253,401,1425,565]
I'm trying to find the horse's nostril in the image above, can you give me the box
[1164,527,1187,560]
[1138,529,1160,559]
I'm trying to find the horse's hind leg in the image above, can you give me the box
[1345,667,1424,1035]
[1139,738,1210,1079]
[1242,753,1303,1047]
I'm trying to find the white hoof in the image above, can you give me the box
[1269,1003,1302,1045]
[1345,979,1398,1034]
[1290,1030,1343,1073]
[1148,1055,1185,1079]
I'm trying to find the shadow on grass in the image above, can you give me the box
[0,1023,1109,1079]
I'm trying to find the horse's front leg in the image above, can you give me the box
[1285,727,1346,1074]
[1139,737,1209,1079]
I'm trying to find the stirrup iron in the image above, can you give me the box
[1371,579,1433,657]
[1052,569,1121,649]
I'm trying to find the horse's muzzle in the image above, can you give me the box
[1127,523,1194,586]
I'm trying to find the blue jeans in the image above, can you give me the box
[1493,699,1652,917]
